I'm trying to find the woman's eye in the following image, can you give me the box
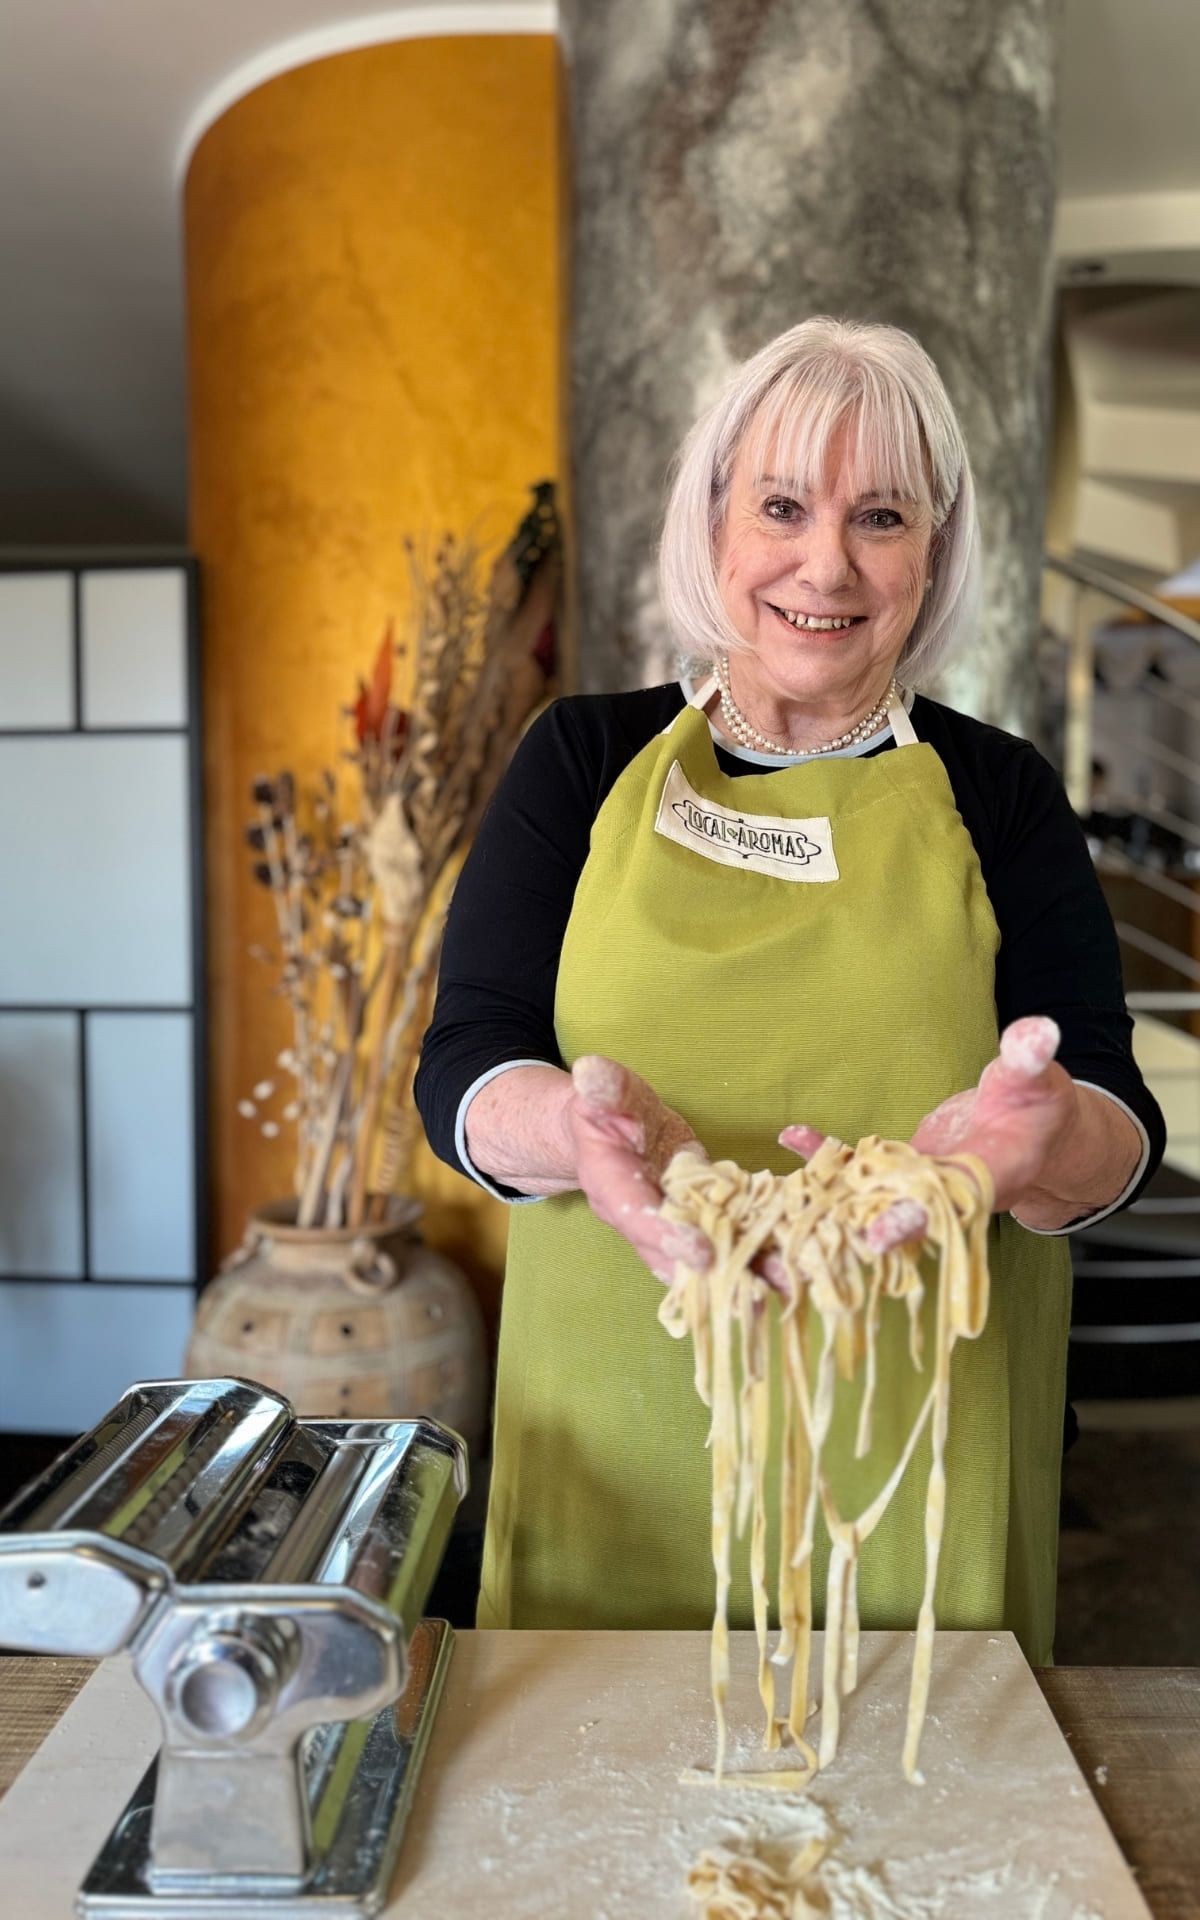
[862,508,903,530]
[763,497,800,522]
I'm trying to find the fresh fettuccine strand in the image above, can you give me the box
[658,1136,992,1785]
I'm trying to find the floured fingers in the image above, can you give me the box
[865,1197,928,1252]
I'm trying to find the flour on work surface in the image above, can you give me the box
[394,1632,1142,1919]
[0,1632,1133,1920]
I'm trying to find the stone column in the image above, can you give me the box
[562,0,1061,731]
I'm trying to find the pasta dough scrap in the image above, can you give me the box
[686,1838,829,1919]
[686,1833,913,1919]
[658,1136,992,1785]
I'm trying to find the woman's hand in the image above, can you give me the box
[566,1056,714,1284]
[904,1015,1077,1214]
[777,1016,1134,1244]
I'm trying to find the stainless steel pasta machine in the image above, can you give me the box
[0,1376,467,1918]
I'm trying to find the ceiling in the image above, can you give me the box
[1,0,1197,547]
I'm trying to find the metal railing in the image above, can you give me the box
[1044,553,1200,814]
[1043,551,1200,1264]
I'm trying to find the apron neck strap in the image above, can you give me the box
[888,688,918,747]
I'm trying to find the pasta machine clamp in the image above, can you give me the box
[0,1376,468,1918]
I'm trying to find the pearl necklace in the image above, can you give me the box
[713,653,899,757]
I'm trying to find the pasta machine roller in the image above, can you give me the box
[0,1376,467,1918]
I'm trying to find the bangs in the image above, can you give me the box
[739,359,937,518]
[661,316,979,686]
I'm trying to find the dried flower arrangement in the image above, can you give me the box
[237,482,560,1230]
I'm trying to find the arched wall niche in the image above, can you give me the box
[186,29,560,1313]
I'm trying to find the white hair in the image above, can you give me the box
[658,317,980,688]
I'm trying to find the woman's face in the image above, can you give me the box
[714,416,934,711]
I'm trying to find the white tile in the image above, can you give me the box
[0,1282,194,1432]
[0,1015,83,1278]
[0,574,74,728]
[0,736,191,1004]
[87,1014,194,1281]
[81,570,187,729]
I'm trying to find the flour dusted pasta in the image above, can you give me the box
[685,1834,913,1920]
[658,1136,992,1784]
[686,1837,829,1919]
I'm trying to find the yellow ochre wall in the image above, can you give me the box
[185,35,559,1327]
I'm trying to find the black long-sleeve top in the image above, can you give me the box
[415,682,1166,1224]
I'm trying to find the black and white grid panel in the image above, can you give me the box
[0,560,207,1433]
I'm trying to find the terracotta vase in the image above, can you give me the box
[185,1197,489,1457]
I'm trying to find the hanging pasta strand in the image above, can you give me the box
[742,1285,775,1741]
[707,1242,738,1783]
[658,1136,993,1786]
[901,1158,992,1778]
[855,1267,886,1459]
[775,1300,817,1770]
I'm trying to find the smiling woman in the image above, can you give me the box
[414,316,1164,1661]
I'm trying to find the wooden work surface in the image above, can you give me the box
[0,1655,92,1802]
[1034,1667,1200,1920]
[0,1636,1196,1918]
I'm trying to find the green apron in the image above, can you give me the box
[478,685,1072,1662]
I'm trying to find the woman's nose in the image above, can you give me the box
[792,524,855,594]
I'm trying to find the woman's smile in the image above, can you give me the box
[766,604,867,632]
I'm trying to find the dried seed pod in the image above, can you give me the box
[237,489,559,1231]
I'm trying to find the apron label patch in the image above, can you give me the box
[654,760,840,882]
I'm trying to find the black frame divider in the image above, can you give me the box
[0,554,207,1370]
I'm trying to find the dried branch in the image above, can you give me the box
[237,482,560,1230]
